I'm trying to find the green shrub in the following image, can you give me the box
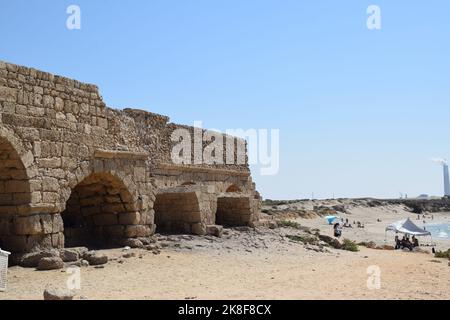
[342,239,359,252]
[286,235,318,245]
[434,249,450,259]
[278,220,301,229]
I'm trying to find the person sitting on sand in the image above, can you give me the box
[402,237,413,251]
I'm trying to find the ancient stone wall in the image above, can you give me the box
[0,60,261,254]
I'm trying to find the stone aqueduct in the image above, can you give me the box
[0,60,261,254]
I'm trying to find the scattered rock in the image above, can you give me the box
[83,251,108,266]
[365,241,377,249]
[318,235,342,249]
[121,238,144,248]
[70,247,89,257]
[145,244,162,251]
[206,225,223,238]
[123,252,136,259]
[268,221,278,229]
[37,257,64,270]
[19,250,59,268]
[59,249,79,262]
[43,288,75,300]
[138,237,152,245]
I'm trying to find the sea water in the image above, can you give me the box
[424,223,450,239]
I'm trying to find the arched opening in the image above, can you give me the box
[0,137,31,251]
[62,173,137,248]
[154,191,202,234]
[216,196,252,227]
[226,185,242,193]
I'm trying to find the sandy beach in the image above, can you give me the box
[2,200,449,300]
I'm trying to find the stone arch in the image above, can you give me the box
[226,184,242,193]
[154,189,203,234]
[216,195,252,227]
[61,172,140,248]
[0,127,34,171]
[0,134,33,252]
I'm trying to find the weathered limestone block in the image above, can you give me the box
[40,214,53,234]
[191,223,206,236]
[0,86,18,102]
[118,212,140,225]
[59,248,79,262]
[83,251,108,265]
[14,215,42,235]
[52,214,64,233]
[44,288,75,300]
[206,225,223,238]
[37,257,64,270]
[19,250,60,268]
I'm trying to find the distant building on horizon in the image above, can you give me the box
[444,163,450,197]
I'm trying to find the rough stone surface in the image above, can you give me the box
[0,60,261,254]
[59,249,79,262]
[206,225,223,238]
[43,288,75,300]
[37,257,64,270]
[121,238,143,248]
[19,250,59,268]
[83,251,108,266]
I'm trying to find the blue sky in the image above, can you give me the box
[1,0,449,199]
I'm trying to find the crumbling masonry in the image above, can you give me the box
[0,60,261,254]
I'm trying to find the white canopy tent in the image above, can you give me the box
[386,218,431,236]
[385,218,434,245]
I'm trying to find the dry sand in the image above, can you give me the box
[295,201,450,251]
[2,212,449,300]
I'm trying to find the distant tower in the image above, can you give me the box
[444,162,450,197]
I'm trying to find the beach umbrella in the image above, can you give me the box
[325,216,338,225]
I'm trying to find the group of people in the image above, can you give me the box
[395,234,419,251]
[342,219,365,228]
[333,219,366,238]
